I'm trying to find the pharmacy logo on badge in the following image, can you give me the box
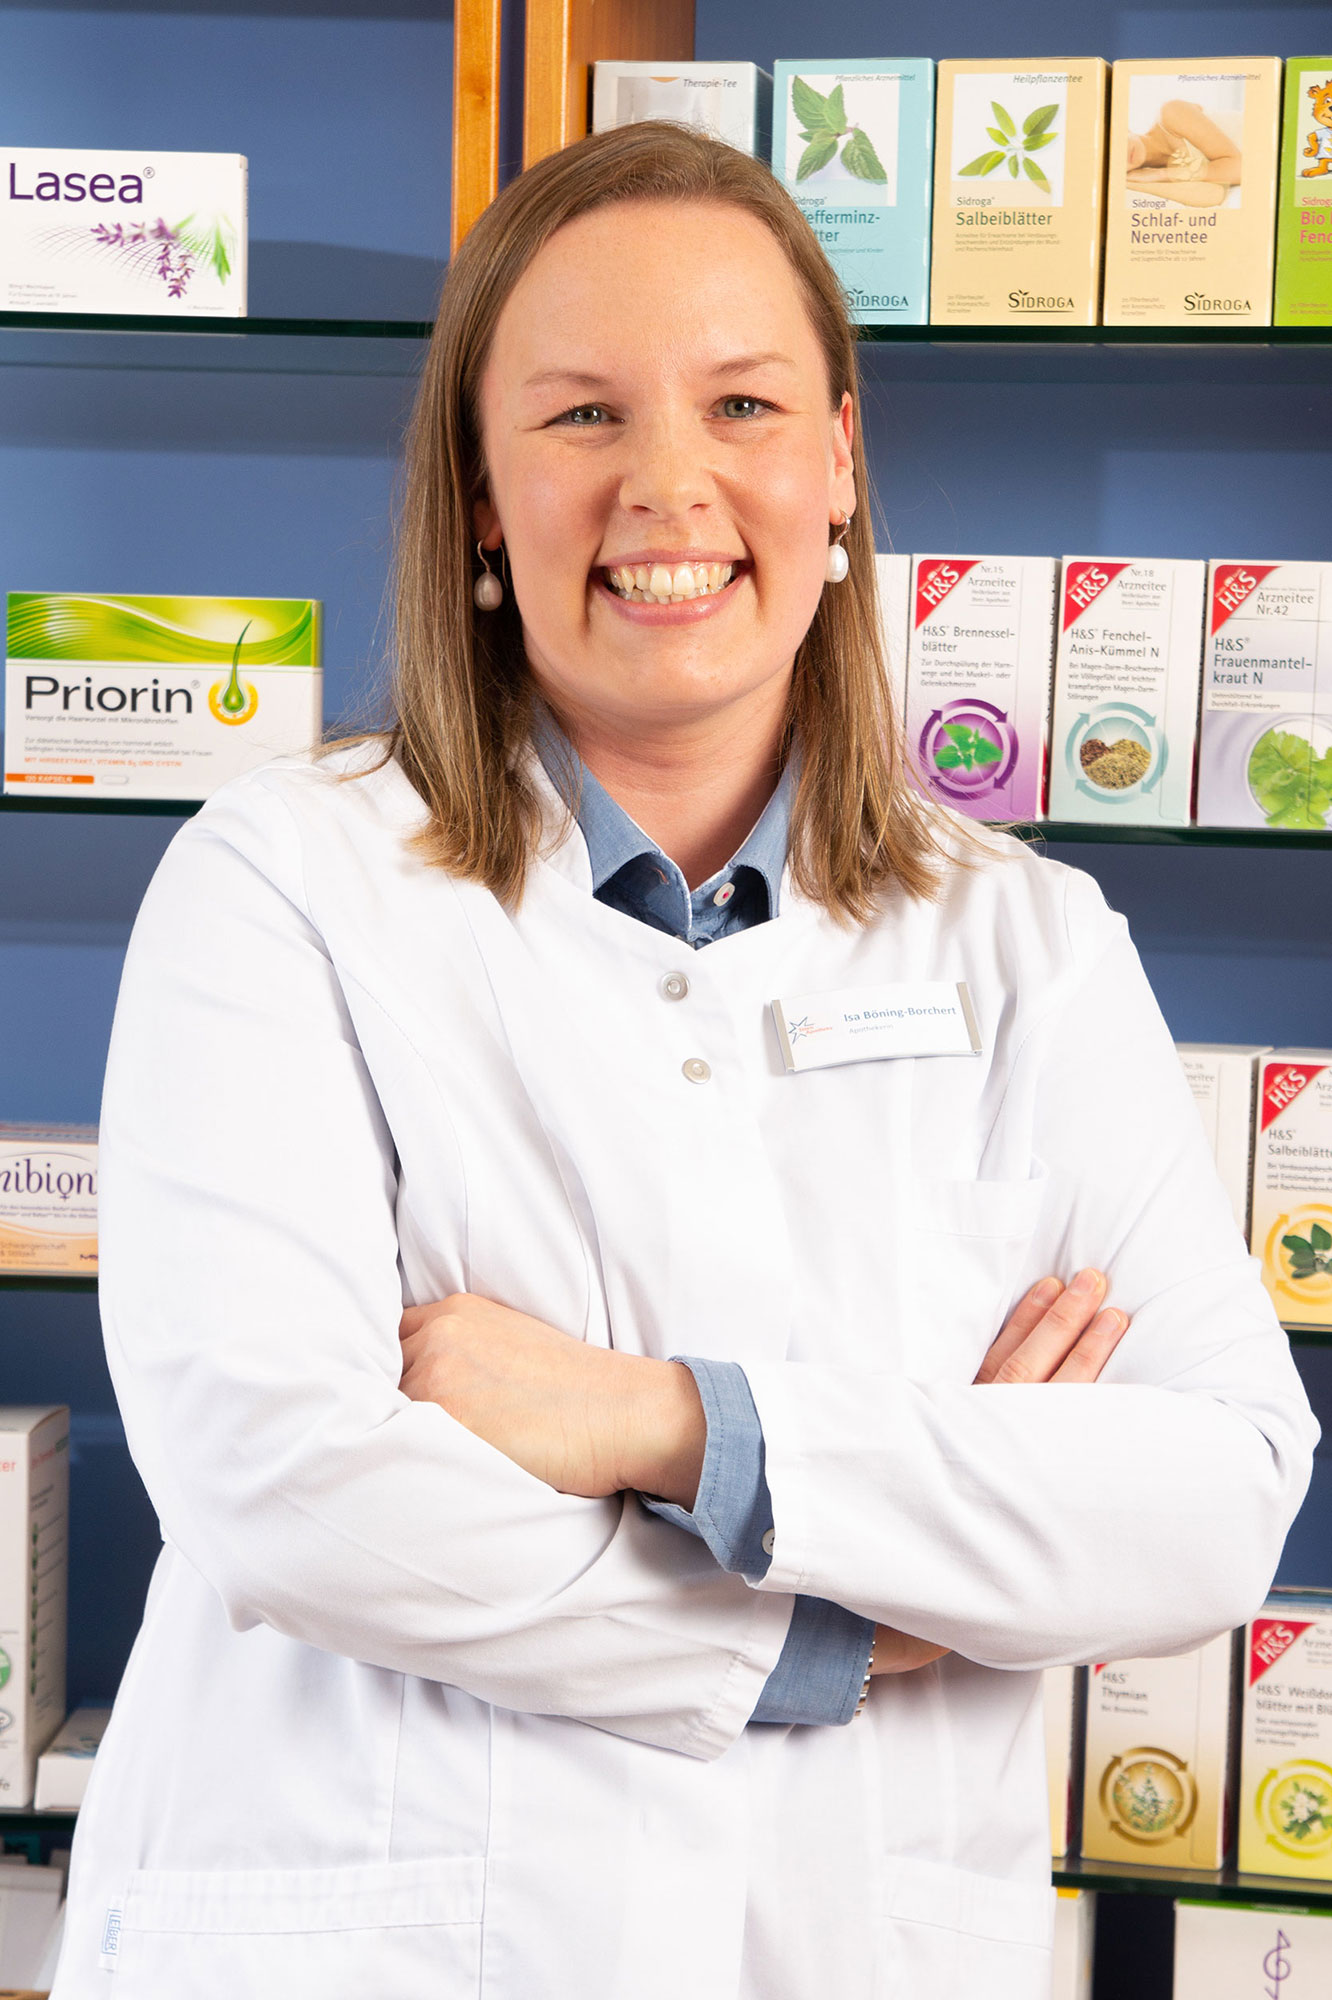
[1100,1747,1197,1844]
[1255,1760,1332,1860]
[208,622,260,727]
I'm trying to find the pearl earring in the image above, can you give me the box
[825,515,851,584]
[474,541,504,611]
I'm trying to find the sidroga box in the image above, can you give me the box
[0,147,245,317]
[1103,59,1282,327]
[0,1125,96,1280]
[930,59,1108,325]
[5,592,322,802]
[1251,1052,1332,1334]
[772,60,933,325]
[1276,60,1332,325]
[1197,560,1332,832]
[1052,1889,1096,2000]
[875,551,911,722]
[1175,1898,1332,1997]
[0,1408,69,1810]
[1044,1664,1085,1859]
[592,63,771,156]
[1048,558,1206,827]
[1240,1590,1332,1880]
[906,555,1057,820]
[1080,1632,1241,1869]
[1176,1044,1269,1237]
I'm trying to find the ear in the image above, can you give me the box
[828,391,857,526]
[472,495,503,550]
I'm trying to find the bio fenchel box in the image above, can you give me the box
[1175,1898,1332,1997]
[930,60,1108,325]
[1048,558,1206,826]
[34,1704,111,1811]
[1103,59,1282,326]
[1176,1044,1269,1236]
[1276,61,1332,325]
[906,555,1057,820]
[1052,1889,1096,2000]
[875,552,911,722]
[1197,560,1332,831]
[0,1125,96,1280]
[1240,1590,1332,1878]
[592,63,771,156]
[4,593,322,801]
[1251,1053,1332,1334]
[772,60,933,324]
[0,1408,68,1810]
[1044,1663,1085,1859]
[0,148,246,317]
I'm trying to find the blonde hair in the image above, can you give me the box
[330,121,959,918]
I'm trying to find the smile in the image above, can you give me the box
[603,561,737,605]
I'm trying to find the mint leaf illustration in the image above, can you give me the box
[935,745,965,769]
[973,735,1002,765]
[824,83,847,132]
[992,101,1017,138]
[935,724,1002,773]
[842,126,888,182]
[1024,103,1059,139]
[797,133,840,179]
[792,76,839,135]
[959,150,1008,177]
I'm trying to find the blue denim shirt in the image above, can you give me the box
[536,721,876,1726]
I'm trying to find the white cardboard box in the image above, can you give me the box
[1175,1898,1332,1996]
[0,1410,68,1809]
[1251,1052,1332,1334]
[34,1704,110,1811]
[875,552,912,722]
[0,1126,97,1281]
[1052,1888,1095,2000]
[1176,1044,1268,1236]
[1044,1663,1083,1858]
[1198,559,1332,832]
[0,1862,64,1988]
[1240,1589,1332,1879]
[592,63,771,156]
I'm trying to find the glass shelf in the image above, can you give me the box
[0,311,430,340]
[1055,1853,1332,1911]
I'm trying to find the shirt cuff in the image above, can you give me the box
[639,1355,773,1576]
[751,1595,878,1727]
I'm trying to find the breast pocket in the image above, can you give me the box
[904,1174,1046,1381]
[111,1856,484,2000]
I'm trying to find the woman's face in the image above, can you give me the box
[475,197,856,739]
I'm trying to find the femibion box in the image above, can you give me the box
[1197,561,1332,832]
[875,552,911,720]
[1048,558,1206,826]
[4,593,322,801]
[1103,59,1282,326]
[1175,1899,1332,1997]
[1250,1053,1332,1334]
[0,148,246,316]
[930,60,1108,325]
[1240,1591,1332,1880]
[0,1407,69,1809]
[772,60,933,324]
[1176,1044,1269,1236]
[1044,1664,1084,1858]
[592,63,771,156]
[1276,61,1332,325]
[1080,1632,1240,1869]
[0,1126,97,1280]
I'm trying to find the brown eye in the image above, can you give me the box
[560,404,608,426]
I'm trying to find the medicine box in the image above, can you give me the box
[875,552,911,722]
[0,1409,68,1810]
[1240,1590,1332,1878]
[0,147,246,317]
[34,1704,110,1811]
[906,555,1057,821]
[1176,1044,1268,1236]
[1197,560,1332,831]
[1103,59,1282,327]
[4,592,322,802]
[1276,61,1332,325]
[1044,1664,1084,1858]
[1251,1052,1332,1334]
[1052,1889,1095,2000]
[592,63,771,157]
[930,60,1108,325]
[772,60,933,325]
[1175,1899,1332,1997]
[1080,1631,1239,1869]
[0,1126,96,1281]
[1048,558,1206,826]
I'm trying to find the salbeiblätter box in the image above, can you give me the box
[931,60,1108,325]
[1250,1052,1332,1334]
[1103,59,1282,327]
[592,63,771,156]
[1276,60,1332,325]
[772,60,933,324]
[1175,1899,1332,1997]
[0,1408,68,1809]
[0,147,245,316]
[1176,1044,1269,1236]
[0,1125,96,1280]
[1198,560,1332,831]
[1240,1589,1332,1879]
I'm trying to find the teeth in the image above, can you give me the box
[605,562,735,603]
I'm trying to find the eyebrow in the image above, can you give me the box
[520,351,800,392]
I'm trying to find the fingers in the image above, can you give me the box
[972,1275,1064,1383]
[1049,1307,1130,1384]
[869,1625,952,1676]
[974,1269,1129,1387]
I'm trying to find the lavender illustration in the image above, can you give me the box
[42,211,235,302]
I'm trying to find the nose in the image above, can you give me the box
[617,408,715,522]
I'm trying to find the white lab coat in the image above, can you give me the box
[52,745,1315,2000]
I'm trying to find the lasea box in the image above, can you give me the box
[1240,1590,1332,1879]
[5,592,322,802]
[0,1409,69,1809]
[1176,1044,1268,1236]
[0,1125,97,1280]
[0,147,246,317]
[772,59,933,324]
[1276,59,1332,325]
[592,63,771,156]
[1250,1052,1332,1334]
[1175,1899,1332,1997]
[1197,559,1332,831]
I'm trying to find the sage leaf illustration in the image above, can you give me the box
[959,150,1008,177]
[1024,103,1059,139]
[842,126,888,182]
[797,133,840,180]
[1025,132,1057,151]
[987,126,1009,145]
[1009,153,1020,177]
[1315,1223,1332,1252]
[792,75,839,134]
[1282,1228,1332,1278]
[992,100,1017,138]
[1023,157,1051,190]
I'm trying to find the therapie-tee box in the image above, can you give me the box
[1,148,246,316]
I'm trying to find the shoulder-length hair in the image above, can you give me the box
[330,120,959,919]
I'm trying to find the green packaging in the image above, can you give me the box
[1275,58,1332,325]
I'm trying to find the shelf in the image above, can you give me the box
[0,795,200,819]
[1055,1853,1332,1911]
[0,312,431,341]
[0,1278,98,1294]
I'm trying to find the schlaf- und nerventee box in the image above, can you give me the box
[1080,1633,1240,1868]
[1251,1053,1332,1334]
[1240,1591,1332,1879]
[1276,60,1332,325]
[1044,1664,1084,1858]
[1048,559,1205,826]
[5,593,322,801]
[592,63,771,156]
[906,555,1057,820]
[1103,59,1282,326]
[930,60,1108,325]
[875,552,911,721]
[1197,560,1332,831]
[1175,1900,1332,1996]
[772,60,933,325]
[0,1126,96,1280]
[0,1408,68,1809]
[0,148,245,317]
[1176,1044,1268,1236]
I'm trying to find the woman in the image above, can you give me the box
[53,126,1314,1998]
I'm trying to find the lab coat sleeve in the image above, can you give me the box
[741,874,1320,1669]
[96,775,793,1762]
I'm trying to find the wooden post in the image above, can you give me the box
[451,0,504,249]
[523,0,695,170]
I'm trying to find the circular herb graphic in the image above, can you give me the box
[1101,1749,1195,1844]
[1246,716,1332,830]
[1256,1760,1332,1860]
[918,699,1018,802]
[1079,734,1150,790]
[1264,1205,1332,1313]
[0,1649,12,1691]
[1068,702,1164,803]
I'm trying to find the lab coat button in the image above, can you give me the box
[660,971,690,1002]
[761,1528,776,1556]
[682,1058,711,1084]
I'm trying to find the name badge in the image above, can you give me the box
[772,980,981,1074]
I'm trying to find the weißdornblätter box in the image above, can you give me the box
[0,1409,68,1808]
[592,63,771,156]
[1241,1591,1332,1878]
[1176,1044,1269,1236]
[0,1125,97,1280]
[1175,1899,1332,1996]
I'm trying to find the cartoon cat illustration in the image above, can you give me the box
[1302,79,1332,177]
